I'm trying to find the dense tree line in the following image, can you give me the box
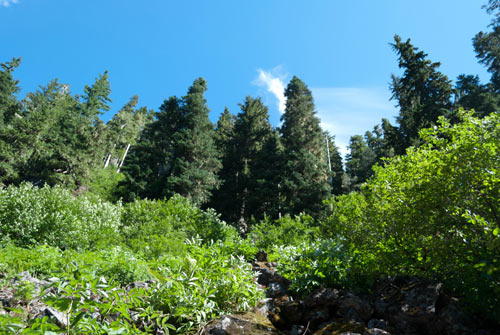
[0,64,340,230]
[1,2,499,228]
[344,2,500,189]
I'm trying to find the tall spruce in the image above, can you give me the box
[280,76,330,217]
[345,134,376,191]
[103,95,153,171]
[389,35,453,154]
[474,14,500,91]
[166,78,221,205]
[0,58,22,185]
[210,107,238,220]
[119,96,184,201]
[454,74,499,117]
[325,133,344,195]
[120,78,220,205]
[214,97,277,230]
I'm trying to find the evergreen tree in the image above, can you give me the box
[0,58,22,185]
[280,76,330,217]
[0,58,21,128]
[165,78,221,205]
[344,134,376,191]
[246,125,282,224]
[17,74,110,189]
[120,78,220,205]
[210,107,238,220]
[474,23,500,92]
[325,133,344,196]
[120,96,185,201]
[213,97,277,230]
[103,95,153,171]
[389,35,453,154]
[455,74,499,117]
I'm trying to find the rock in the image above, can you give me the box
[364,329,391,335]
[256,250,268,262]
[338,292,373,322]
[13,271,49,295]
[312,320,366,335]
[291,324,305,335]
[434,299,472,335]
[43,307,69,328]
[266,282,287,298]
[252,263,290,289]
[371,277,445,334]
[269,300,303,329]
[205,313,280,335]
[367,319,387,330]
[302,306,331,329]
[304,288,340,309]
[255,298,274,316]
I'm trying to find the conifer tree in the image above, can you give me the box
[0,58,22,184]
[280,76,330,217]
[120,78,220,205]
[345,134,376,191]
[120,96,185,201]
[454,74,499,117]
[165,78,221,205]
[325,133,344,195]
[248,129,283,219]
[389,35,453,154]
[103,95,153,170]
[214,96,277,230]
[210,107,238,219]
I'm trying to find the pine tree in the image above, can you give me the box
[213,96,277,230]
[17,74,111,189]
[120,96,185,201]
[103,95,153,171]
[121,78,220,205]
[0,58,21,128]
[474,23,500,91]
[345,134,376,191]
[325,133,344,196]
[0,58,22,185]
[165,78,221,205]
[210,107,238,220]
[280,76,330,217]
[389,35,453,154]
[455,74,499,117]
[249,130,283,220]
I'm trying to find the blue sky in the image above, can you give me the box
[0,0,492,155]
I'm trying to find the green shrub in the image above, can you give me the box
[121,196,238,258]
[249,214,320,251]
[88,167,125,202]
[150,239,264,332]
[275,239,355,295]
[0,183,121,250]
[0,244,65,277]
[322,111,500,319]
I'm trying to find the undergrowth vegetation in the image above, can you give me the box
[0,111,498,331]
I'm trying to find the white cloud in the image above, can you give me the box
[1,0,19,7]
[312,87,398,157]
[253,67,287,114]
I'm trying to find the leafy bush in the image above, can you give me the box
[322,111,500,319]
[0,183,122,250]
[88,167,125,202]
[150,238,264,332]
[248,214,320,251]
[0,244,65,277]
[121,196,238,259]
[275,239,354,295]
